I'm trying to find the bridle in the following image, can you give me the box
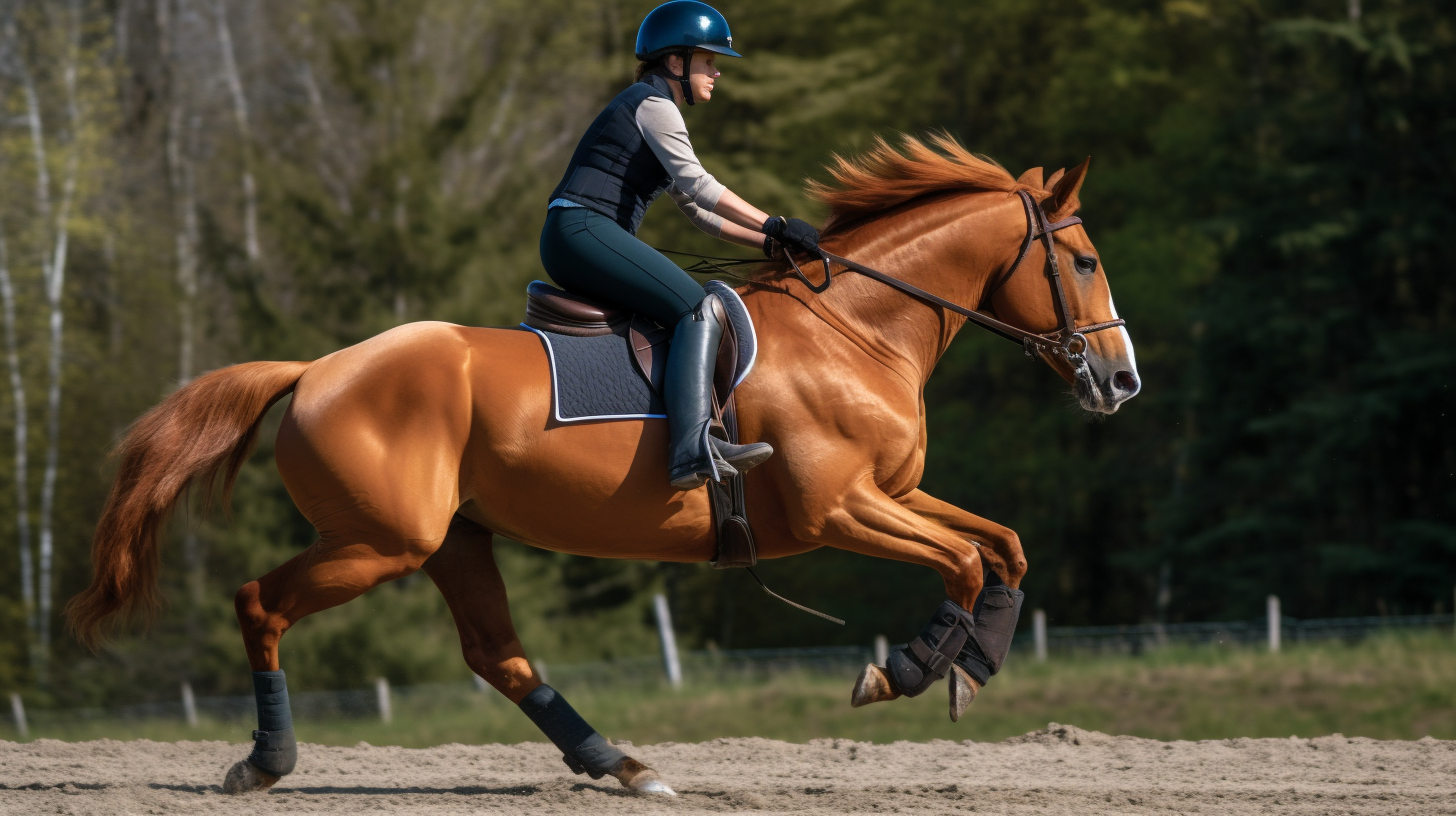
[781,190,1126,368]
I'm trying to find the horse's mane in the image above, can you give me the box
[811,132,1040,234]
[750,133,1045,282]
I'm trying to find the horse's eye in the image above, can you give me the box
[1075,256,1098,275]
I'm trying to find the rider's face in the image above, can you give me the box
[690,52,719,103]
[666,51,720,104]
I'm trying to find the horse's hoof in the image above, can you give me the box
[628,771,677,796]
[948,664,980,722]
[612,757,677,796]
[851,664,902,707]
[223,759,280,794]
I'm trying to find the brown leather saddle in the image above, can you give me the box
[524,280,758,569]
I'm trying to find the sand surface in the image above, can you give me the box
[1,724,1453,815]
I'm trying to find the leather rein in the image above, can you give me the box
[781,190,1126,366]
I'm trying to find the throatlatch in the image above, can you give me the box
[518,684,628,779]
[246,670,297,777]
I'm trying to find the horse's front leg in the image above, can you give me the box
[892,489,1029,710]
[894,489,1027,588]
[796,481,987,720]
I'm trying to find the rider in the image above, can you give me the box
[539,0,821,490]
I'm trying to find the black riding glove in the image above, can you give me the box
[762,216,820,257]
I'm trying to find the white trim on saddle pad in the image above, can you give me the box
[520,282,757,424]
[520,324,667,424]
[703,279,758,389]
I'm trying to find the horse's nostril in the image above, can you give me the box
[1113,370,1139,394]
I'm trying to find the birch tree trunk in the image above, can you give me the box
[299,59,353,215]
[12,14,52,671]
[0,232,34,662]
[167,103,199,386]
[213,0,260,262]
[35,0,82,665]
[162,0,205,609]
[167,103,205,609]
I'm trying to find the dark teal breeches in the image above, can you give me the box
[539,206,705,326]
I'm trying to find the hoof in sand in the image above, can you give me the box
[629,772,677,796]
[223,760,280,794]
[948,664,980,722]
[612,757,677,797]
[851,664,902,708]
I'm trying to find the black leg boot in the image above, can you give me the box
[666,300,735,490]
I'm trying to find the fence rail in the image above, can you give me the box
[5,611,1451,736]
[1030,612,1455,655]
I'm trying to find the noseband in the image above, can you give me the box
[783,190,1126,367]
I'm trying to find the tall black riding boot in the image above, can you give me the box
[666,300,733,489]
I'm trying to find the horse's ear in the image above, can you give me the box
[1045,168,1066,191]
[1017,167,1044,189]
[1047,157,1090,221]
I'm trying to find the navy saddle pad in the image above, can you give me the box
[521,279,756,423]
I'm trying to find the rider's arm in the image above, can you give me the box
[637,97,772,239]
[668,187,767,250]
[637,97,726,211]
[709,189,771,233]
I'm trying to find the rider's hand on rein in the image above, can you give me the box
[762,215,821,256]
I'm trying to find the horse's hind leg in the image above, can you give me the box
[223,532,441,793]
[422,516,675,796]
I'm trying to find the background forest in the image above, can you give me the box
[0,0,1450,706]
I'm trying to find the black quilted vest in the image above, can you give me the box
[549,75,676,235]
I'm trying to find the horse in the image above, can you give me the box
[65,134,1140,795]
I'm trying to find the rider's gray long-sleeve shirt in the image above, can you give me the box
[635,96,727,237]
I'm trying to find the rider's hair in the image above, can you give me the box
[634,59,660,82]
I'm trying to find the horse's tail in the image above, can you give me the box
[66,360,312,651]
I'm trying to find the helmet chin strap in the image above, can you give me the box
[667,49,695,106]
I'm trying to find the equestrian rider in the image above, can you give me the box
[539,0,821,490]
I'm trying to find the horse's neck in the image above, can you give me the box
[761,195,1016,386]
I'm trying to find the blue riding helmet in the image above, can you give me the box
[635,1,741,107]
[635,1,742,61]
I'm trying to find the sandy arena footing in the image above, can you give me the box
[2,724,1453,815]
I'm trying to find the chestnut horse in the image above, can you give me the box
[67,135,1139,794]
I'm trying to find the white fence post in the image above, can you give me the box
[472,673,488,693]
[9,693,26,738]
[873,635,889,666]
[1033,609,1048,662]
[532,660,550,686]
[375,677,392,724]
[181,681,198,728]
[653,593,682,689]
[1267,595,1281,652]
